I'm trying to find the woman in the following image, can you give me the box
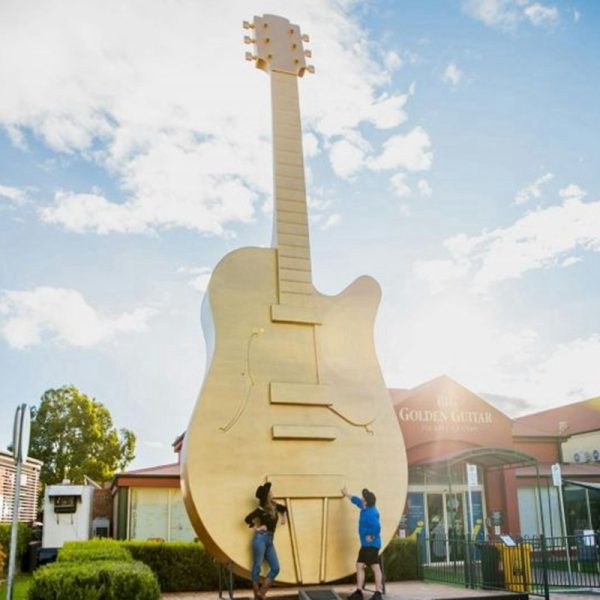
[244,482,287,600]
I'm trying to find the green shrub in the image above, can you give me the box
[58,538,132,563]
[28,560,160,600]
[0,523,33,574]
[122,540,221,592]
[382,537,419,581]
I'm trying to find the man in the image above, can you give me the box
[342,486,383,600]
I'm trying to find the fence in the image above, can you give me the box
[416,531,600,599]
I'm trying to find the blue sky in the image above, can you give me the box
[1,0,599,469]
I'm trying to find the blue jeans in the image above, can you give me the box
[251,531,280,581]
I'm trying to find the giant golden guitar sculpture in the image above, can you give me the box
[181,14,407,585]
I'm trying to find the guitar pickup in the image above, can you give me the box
[270,382,333,406]
[272,425,337,440]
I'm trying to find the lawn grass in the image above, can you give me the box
[0,573,32,599]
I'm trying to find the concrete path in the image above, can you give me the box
[162,580,599,600]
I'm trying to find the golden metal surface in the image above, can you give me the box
[181,14,407,584]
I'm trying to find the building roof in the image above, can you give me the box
[115,462,180,477]
[513,396,600,437]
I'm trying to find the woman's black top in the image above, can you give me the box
[244,503,288,532]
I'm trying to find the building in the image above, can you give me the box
[111,461,195,541]
[0,449,42,523]
[111,376,600,558]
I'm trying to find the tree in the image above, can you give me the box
[28,385,136,486]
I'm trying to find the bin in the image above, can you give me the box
[498,543,532,592]
[479,544,503,590]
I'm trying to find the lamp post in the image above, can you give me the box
[6,403,31,600]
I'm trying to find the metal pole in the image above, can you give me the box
[557,482,572,582]
[6,459,24,600]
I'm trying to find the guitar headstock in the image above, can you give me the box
[244,14,314,77]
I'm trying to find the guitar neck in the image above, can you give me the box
[270,70,313,307]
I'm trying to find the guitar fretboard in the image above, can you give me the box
[271,71,313,308]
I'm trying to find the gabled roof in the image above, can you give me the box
[390,374,510,419]
[513,396,600,437]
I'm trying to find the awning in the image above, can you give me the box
[564,479,600,491]
[412,446,538,474]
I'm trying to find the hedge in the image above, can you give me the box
[28,560,160,600]
[122,537,417,592]
[123,540,221,592]
[58,539,132,563]
[382,538,418,581]
[0,523,32,574]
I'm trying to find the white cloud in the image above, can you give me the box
[0,1,411,235]
[390,173,411,198]
[462,0,559,30]
[303,133,320,158]
[413,259,471,294]
[514,172,553,205]
[368,126,433,172]
[414,195,600,293]
[328,139,366,179]
[524,3,559,26]
[559,183,586,201]
[381,293,600,413]
[321,213,341,230]
[442,63,462,87]
[0,287,157,349]
[384,50,403,71]
[0,184,29,205]
[178,266,213,293]
[417,179,432,197]
[561,256,581,267]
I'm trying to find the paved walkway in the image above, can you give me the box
[162,580,600,600]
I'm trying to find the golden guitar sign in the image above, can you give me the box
[181,14,407,585]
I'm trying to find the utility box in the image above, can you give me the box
[42,484,95,552]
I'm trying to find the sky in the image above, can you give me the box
[1,0,599,470]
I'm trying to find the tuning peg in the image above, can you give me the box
[244,36,255,44]
[243,20,254,29]
[245,52,257,62]
[304,50,312,58]
[301,34,310,42]
[307,65,315,74]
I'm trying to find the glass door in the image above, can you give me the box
[427,493,447,562]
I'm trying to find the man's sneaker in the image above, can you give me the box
[348,590,363,600]
[369,592,383,600]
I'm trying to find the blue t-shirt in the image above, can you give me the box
[351,496,381,549]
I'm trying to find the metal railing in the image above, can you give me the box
[416,532,600,599]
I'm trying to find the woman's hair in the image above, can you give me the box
[261,496,276,516]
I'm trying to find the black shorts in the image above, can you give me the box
[357,546,380,566]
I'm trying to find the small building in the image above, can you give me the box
[111,462,195,542]
[0,449,42,523]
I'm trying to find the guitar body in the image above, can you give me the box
[181,247,407,584]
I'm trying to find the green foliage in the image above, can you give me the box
[28,560,160,600]
[0,523,33,574]
[57,539,133,563]
[382,537,419,581]
[28,385,136,485]
[123,540,221,592]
